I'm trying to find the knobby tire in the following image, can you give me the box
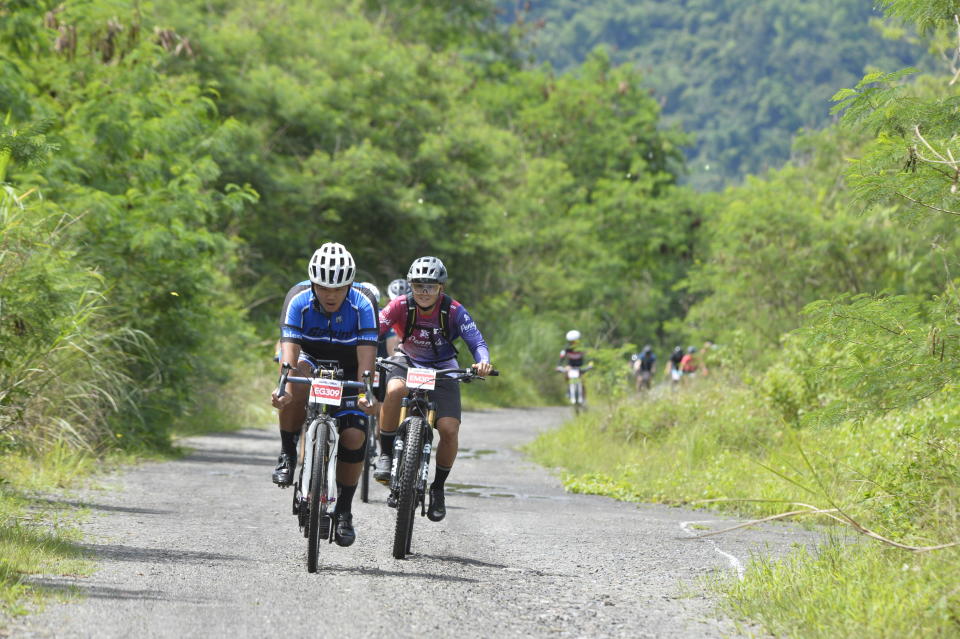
[307,418,330,573]
[393,417,423,559]
[360,416,375,503]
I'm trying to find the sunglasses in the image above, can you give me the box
[412,283,440,294]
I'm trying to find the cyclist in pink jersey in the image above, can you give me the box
[373,256,493,522]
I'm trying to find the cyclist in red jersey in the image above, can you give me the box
[373,256,493,522]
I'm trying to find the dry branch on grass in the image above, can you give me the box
[687,499,960,553]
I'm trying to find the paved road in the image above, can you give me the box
[8,407,813,638]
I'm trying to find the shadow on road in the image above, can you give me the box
[25,578,208,604]
[323,565,479,583]
[81,543,245,564]
[31,498,173,516]
[417,554,507,569]
[202,430,274,441]
[179,451,276,466]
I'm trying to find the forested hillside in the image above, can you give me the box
[502,0,926,189]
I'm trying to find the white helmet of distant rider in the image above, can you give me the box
[566,330,581,342]
[387,278,412,300]
[356,281,381,305]
[308,242,356,287]
[407,256,448,284]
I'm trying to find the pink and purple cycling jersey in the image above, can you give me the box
[378,295,490,369]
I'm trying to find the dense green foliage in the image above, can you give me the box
[0,0,697,446]
[502,0,926,189]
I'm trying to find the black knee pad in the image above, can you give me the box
[338,442,365,463]
[337,414,366,463]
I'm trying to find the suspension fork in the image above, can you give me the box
[389,397,410,492]
[325,417,340,515]
[420,401,436,487]
[301,417,318,499]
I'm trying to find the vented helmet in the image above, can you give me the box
[308,243,356,287]
[356,281,381,305]
[566,330,581,342]
[387,278,412,300]
[407,256,447,284]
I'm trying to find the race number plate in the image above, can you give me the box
[567,368,581,379]
[406,367,437,390]
[309,379,343,406]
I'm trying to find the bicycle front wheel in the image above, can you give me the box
[392,417,423,559]
[307,418,331,573]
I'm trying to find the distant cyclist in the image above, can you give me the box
[559,330,586,368]
[271,243,379,547]
[354,281,384,458]
[374,257,493,522]
[558,329,590,400]
[384,278,412,356]
[680,346,699,380]
[666,346,684,385]
[631,345,656,391]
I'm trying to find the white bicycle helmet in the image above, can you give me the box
[308,242,356,287]
[356,281,381,305]
[566,330,581,342]
[407,256,447,283]
[387,278,412,300]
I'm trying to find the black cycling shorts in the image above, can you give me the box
[383,355,462,422]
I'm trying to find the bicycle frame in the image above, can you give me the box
[275,362,372,571]
[557,365,591,408]
[376,358,498,559]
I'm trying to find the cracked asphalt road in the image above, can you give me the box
[8,407,815,638]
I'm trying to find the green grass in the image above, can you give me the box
[723,537,960,638]
[528,374,960,637]
[0,445,99,619]
[171,357,275,437]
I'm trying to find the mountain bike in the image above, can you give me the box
[360,368,385,503]
[557,364,592,414]
[377,358,498,559]
[275,361,373,573]
[360,402,378,504]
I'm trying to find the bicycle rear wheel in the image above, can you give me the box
[392,417,423,559]
[360,416,376,503]
[307,418,331,573]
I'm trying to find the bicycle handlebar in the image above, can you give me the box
[276,363,374,399]
[377,358,500,380]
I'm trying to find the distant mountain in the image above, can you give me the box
[501,0,926,189]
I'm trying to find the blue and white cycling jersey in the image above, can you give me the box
[279,280,378,380]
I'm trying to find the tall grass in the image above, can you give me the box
[1,185,145,623]
[0,186,148,452]
[461,310,569,408]
[529,373,960,637]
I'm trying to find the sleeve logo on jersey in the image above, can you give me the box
[406,368,437,390]
[309,379,343,406]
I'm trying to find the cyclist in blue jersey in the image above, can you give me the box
[373,257,493,522]
[271,242,379,547]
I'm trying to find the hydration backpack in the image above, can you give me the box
[402,294,457,357]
